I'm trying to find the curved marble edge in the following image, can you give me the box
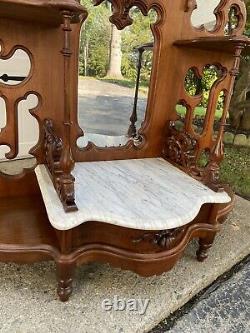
[35,160,231,232]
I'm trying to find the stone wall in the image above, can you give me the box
[223,132,250,147]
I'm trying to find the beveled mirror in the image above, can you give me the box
[77,2,157,148]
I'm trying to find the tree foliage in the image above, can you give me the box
[80,1,155,82]
[80,0,110,77]
[121,9,155,83]
[245,0,250,36]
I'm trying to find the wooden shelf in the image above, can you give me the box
[174,36,250,54]
[0,193,59,258]
[0,0,85,26]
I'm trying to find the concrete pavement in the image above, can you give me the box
[152,258,250,333]
[78,78,147,138]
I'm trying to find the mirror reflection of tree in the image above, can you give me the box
[78,1,156,148]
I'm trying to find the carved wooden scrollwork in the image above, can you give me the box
[163,59,236,192]
[44,119,63,170]
[163,127,198,171]
[185,0,246,36]
[133,227,186,249]
[93,0,163,30]
[214,0,247,35]
[163,126,225,192]
[44,119,77,212]
[0,45,33,161]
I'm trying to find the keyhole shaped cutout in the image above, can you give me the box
[0,49,31,86]
[225,6,240,35]
[184,65,224,136]
[0,94,39,175]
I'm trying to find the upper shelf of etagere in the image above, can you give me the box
[0,0,85,26]
[173,36,250,55]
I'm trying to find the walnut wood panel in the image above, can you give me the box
[0,6,86,179]
[0,18,66,163]
[0,193,59,264]
[184,0,246,36]
[0,170,39,198]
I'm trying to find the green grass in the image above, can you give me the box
[220,146,250,199]
[79,76,96,80]
[176,105,223,120]
[99,77,136,89]
[79,76,149,94]
[100,77,149,94]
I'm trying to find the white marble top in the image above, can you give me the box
[35,158,231,231]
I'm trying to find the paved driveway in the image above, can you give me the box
[78,78,147,136]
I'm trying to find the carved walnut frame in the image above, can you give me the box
[0,0,248,302]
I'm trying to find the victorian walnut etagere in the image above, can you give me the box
[0,0,249,301]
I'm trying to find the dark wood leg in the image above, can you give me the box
[56,261,75,302]
[196,232,216,262]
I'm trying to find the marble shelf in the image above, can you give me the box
[35,158,231,231]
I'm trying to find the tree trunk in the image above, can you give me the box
[84,40,88,77]
[106,24,123,79]
[229,59,250,131]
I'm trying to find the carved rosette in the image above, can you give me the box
[133,227,186,250]
[163,128,198,172]
[163,126,226,192]
[93,0,161,30]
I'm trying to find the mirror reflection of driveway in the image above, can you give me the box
[78,78,147,136]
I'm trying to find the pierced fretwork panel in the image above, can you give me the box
[0,32,48,176]
[165,61,231,192]
[175,64,227,141]
[0,93,39,175]
[184,65,224,135]
[186,0,246,36]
